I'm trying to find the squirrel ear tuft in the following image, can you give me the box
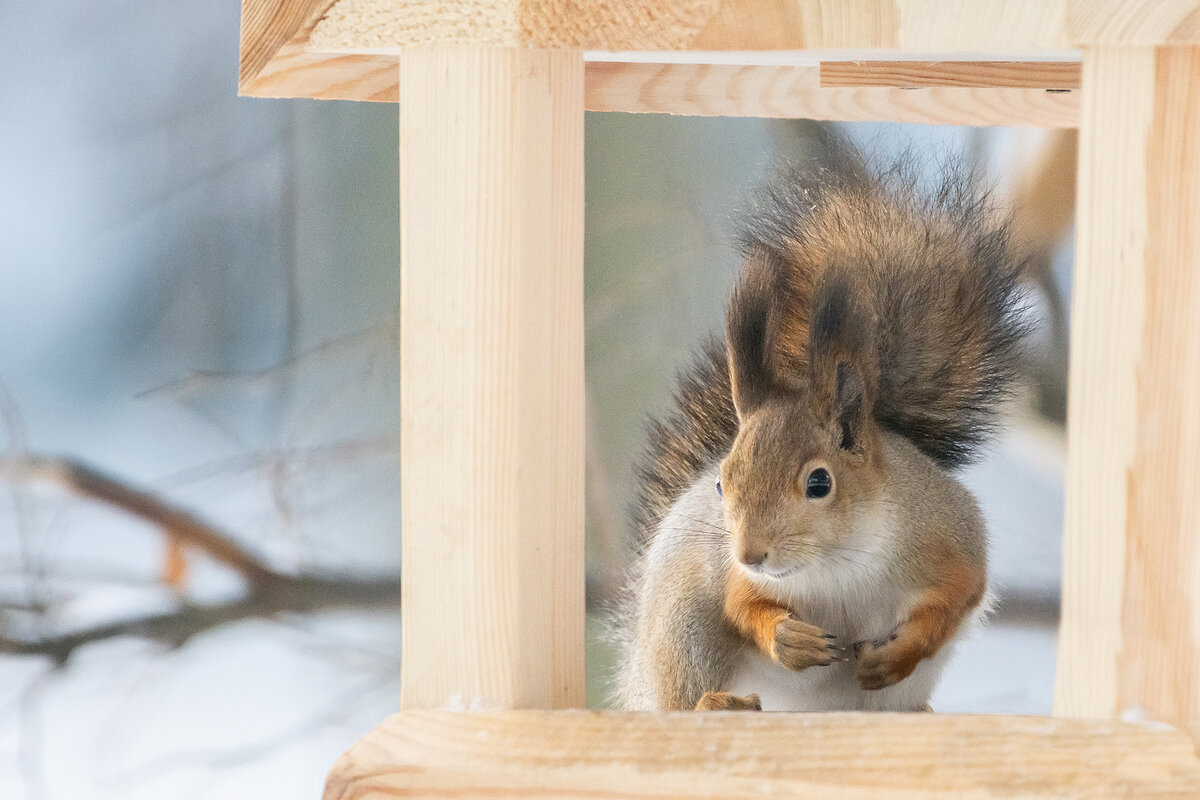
[726,250,782,419]
[809,274,877,451]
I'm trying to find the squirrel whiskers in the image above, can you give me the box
[613,139,1029,713]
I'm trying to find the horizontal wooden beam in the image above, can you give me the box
[240,41,399,101]
[238,1,1200,99]
[241,54,1080,126]
[324,710,1200,799]
[301,0,1076,51]
[819,60,1082,88]
[585,62,1079,126]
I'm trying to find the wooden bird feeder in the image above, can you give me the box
[238,1,1200,796]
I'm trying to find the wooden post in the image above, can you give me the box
[1055,44,1200,739]
[398,48,585,710]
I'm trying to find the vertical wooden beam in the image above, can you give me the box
[1056,45,1200,740]
[398,48,585,710]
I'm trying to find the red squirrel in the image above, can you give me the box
[612,140,1028,712]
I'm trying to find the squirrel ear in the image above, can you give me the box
[726,250,782,419]
[829,361,868,451]
[809,274,877,452]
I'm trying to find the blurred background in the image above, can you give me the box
[0,3,1073,798]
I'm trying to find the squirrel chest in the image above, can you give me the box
[642,464,981,712]
[722,513,963,713]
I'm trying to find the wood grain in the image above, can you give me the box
[724,0,1070,51]
[819,61,1081,89]
[1069,0,1200,44]
[240,53,1084,123]
[585,62,1080,126]
[323,710,1200,799]
[303,0,1074,51]
[398,48,585,710]
[238,0,332,90]
[240,43,398,100]
[1055,45,1200,742]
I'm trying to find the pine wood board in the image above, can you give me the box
[397,48,586,711]
[819,60,1081,88]
[323,710,1200,799]
[585,62,1079,125]
[304,0,1075,52]
[241,49,1080,126]
[1055,44,1200,743]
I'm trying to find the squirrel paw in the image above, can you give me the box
[771,616,849,671]
[853,632,918,690]
[695,691,762,711]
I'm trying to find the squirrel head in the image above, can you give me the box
[720,257,886,578]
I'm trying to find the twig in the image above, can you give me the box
[0,455,278,585]
[135,317,399,402]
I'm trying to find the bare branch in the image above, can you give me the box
[0,455,278,585]
[0,575,398,663]
[0,454,400,663]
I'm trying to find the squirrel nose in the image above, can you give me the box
[738,545,768,569]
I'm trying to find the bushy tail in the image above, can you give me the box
[632,339,738,545]
[736,138,1030,468]
[632,138,1029,543]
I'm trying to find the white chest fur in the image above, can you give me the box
[724,511,977,712]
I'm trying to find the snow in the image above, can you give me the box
[0,611,400,800]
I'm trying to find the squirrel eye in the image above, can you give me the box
[805,468,833,499]
[715,477,723,498]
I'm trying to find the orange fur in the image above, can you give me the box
[856,551,985,690]
[724,567,790,653]
[725,566,839,672]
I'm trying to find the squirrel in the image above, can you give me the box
[611,139,1028,712]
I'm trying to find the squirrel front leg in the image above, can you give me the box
[855,555,986,690]
[725,568,847,670]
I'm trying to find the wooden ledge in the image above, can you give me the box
[324,710,1200,799]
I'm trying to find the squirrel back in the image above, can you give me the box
[632,140,1028,546]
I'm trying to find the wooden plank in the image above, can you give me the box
[1055,45,1200,741]
[398,48,586,711]
[323,710,1200,799]
[585,62,1080,126]
[1069,0,1200,44]
[819,60,1081,88]
[237,0,1088,103]
[241,52,1084,123]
